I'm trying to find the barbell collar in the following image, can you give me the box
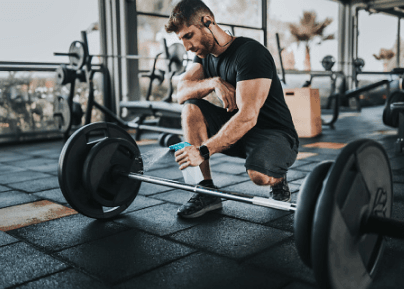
[125,172,297,212]
[362,214,404,239]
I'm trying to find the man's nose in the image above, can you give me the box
[183,41,192,51]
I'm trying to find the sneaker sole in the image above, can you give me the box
[271,196,292,203]
[177,202,223,219]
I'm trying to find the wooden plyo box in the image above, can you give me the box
[284,88,322,138]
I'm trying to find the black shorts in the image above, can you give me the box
[185,99,299,178]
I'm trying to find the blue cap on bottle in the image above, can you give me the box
[169,142,191,151]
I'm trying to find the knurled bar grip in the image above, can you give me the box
[125,172,297,212]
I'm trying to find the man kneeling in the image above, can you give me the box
[165,0,299,218]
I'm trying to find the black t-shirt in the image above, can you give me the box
[194,36,298,144]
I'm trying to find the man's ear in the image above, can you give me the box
[201,16,214,28]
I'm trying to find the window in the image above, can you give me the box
[357,10,397,72]
[268,0,339,72]
[0,0,99,63]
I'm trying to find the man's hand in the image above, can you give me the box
[174,146,204,170]
[213,77,237,112]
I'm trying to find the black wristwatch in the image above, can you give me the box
[198,145,210,160]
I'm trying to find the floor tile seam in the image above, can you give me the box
[1,235,78,271]
[0,175,57,186]
[166,227,295,262]
[5,267,75,289]
[6,224,134,259]
[241,235,296,265]
[110,250,199,286]
[138,188,176,197]
[146,195,185,206]
[219,179,260,189]
[24,169,58,175]
[163,214,292,243]
[156,232,248,261]
[215,209,294,228]
[288,176,307,183]
[237,235,296,263]
[264,222,294,233]
[291,161,319,168]
[0,239,21,248]
[27,195,69,207]
[120,200,171,215]
[6,186,61,195]
[111,214,203,238]
[263,212,295,227]
[0,198,50,211]
[8,250,115,288]
[0,187,14,193]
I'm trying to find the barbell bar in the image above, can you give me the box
[54,40,189,71]
[124,172,297,212]
[58,122,400,289]
[55,52,161,60]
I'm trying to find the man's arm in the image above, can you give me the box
[175,78,271,169]
[176,63,212,104]
[177,63,237,112]
[204,78,271,154]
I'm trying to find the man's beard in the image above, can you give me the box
[197,32,215,58]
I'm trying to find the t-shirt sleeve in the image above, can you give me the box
[236,41,275,82]
[193,55,202,64]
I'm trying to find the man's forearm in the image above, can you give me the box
[177,78,215,104]
[204,111,256,155]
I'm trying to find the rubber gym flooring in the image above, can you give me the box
[1,105,404,289]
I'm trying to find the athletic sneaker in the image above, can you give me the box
[177,179,222,218]
[269,176,291,202]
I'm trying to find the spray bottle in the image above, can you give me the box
[169,142,204,185]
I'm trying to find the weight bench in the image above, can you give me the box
[390,102,404,153]
[120,100,183,119]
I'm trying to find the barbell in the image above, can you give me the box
[58,122,402,289]
[54,40,189,74]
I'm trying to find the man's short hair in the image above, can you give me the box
[165,0,214,33]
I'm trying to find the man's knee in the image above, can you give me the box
[182,102,206,125]
[247,169,282,186]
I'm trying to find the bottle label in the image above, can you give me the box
[168,141,203,184]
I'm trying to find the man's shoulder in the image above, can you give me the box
[233,37,269,59]
[235,37,266,49]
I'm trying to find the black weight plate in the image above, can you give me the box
[83,137,142,207]
[53,95,71,133]
[311,139,393,289]
[168,43,186,74]
[68,41,86,70]
[163,134,182,147]
[71,101,83,126]
[158,133,169,147]
[383,90,404,127]
[58,122,142,219]
[56,64,75,85]
[294,160,334,268]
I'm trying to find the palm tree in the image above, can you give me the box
[373,48,395,72]
[289,11,334,71]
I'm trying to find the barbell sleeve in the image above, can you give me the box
[54,52,78,57]
[361,214,404,239]
[125,172,297,212]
